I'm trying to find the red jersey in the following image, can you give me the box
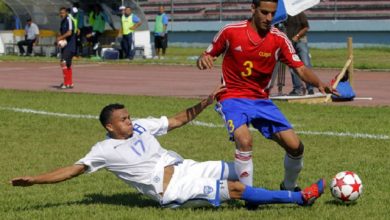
[205,20,304,101]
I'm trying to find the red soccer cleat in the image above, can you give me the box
[301,178,325,206]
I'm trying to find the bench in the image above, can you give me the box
[4,29,57,57]
[4,29,25,55]
[36,30,57,57]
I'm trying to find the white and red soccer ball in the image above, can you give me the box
[330,171,363,203]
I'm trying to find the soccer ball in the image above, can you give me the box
[58,40,67,48]
[330,171,363,203]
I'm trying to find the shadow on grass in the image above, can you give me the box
[325,199,358,206]
[13,192,304,212]
[13,192,159,211]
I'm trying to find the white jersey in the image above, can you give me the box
[75,116,184,202]
[25,23,39,40]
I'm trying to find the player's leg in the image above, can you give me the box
[17,40,26,55]
[289,43,304,95]
[60,59,68,88]
[162,159,323,208]
[228,179,325,206]
[233,125,254,186]
[289,69,304,95]
[295,41,314,93]
[59,49,73,88]
[162,34,168,57]
[66,51,74,87]
[120,35,127,59]
[250,100,301,191]
[215,99,254,187]
[154,36,160,58]
[272,129,304,191]
[128,33,135,59]
[26,39,34,55]
[162,160,228,208]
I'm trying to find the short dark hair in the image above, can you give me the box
[26,18,32,22]
[99,104,125,127]
[59,7,67,12]
[252,0,278,7]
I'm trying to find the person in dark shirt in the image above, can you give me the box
[57,7,76,89]
[285,12,315,95]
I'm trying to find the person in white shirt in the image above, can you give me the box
[17,18,40,56]
[10,86,324,208]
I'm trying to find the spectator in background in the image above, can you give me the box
[285,12,315,95]
[119,6,142,60]
[68,7,79,41]
[72,2,85,57]
[154,5,169,59]
[119,5,126,16]
[89,4,107,54]
[17,18,39,56]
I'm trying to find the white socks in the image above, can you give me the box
[234,149,253,186]
[283,153,303,190]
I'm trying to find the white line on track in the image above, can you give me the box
[0,67,26,72]
[0,106,388,140]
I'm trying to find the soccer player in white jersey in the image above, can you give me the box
[11,87,324,208]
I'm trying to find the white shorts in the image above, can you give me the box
[161,159,232,208]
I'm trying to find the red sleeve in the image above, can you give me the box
[204,26,228,57]
[278,34,304,68]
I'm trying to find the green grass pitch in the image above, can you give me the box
[0,89,389,219]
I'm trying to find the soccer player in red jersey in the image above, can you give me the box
[197,0,335,197]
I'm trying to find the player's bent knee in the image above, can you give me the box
[235,136,253,151]
[287,142,304,157]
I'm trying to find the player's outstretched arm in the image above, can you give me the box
[11,164,86,187]
[168,85,226,131]
[295,66,337,95]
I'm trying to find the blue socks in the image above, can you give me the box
[241,185,303,205]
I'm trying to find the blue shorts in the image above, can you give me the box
[215,98,292,140]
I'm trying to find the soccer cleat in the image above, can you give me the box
[59,83,67,89]
[288,89,304,96]
[300,178,325,206]
[280,182,302,192]
[58,83,73,89]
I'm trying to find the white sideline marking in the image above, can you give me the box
[296,131,389,140]
[0,107,98,119]
[0,106,388,140]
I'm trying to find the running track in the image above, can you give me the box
[0,61,389,106]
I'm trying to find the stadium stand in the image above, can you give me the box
[138,0,390,21]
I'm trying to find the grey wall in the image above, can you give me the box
[149,20,390,48]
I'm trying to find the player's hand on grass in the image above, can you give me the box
[11,176,35,187]
[206,85,227,105]
[197,53,217,70]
